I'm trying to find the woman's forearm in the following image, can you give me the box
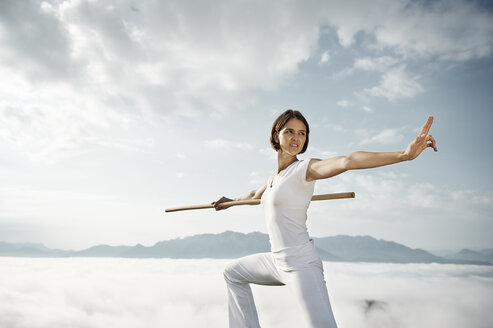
[345,150,409,170]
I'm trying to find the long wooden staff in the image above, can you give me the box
[165,192,355,213]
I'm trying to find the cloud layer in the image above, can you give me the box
[0,258,492,328]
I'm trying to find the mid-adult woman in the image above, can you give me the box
[213,109,437,328]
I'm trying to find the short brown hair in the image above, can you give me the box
[270,109,310,154]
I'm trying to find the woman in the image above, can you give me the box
[213,109,437,328]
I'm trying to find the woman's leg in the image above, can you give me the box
[284,261,338,328]
[224,252,284,328]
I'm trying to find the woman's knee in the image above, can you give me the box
[223,261,240,284]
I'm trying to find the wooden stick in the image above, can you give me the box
[165,192,355,213]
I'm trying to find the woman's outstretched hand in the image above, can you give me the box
[403,116,438,161]
[211,196,233,211]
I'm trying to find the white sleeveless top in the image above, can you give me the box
[261,159,315,252]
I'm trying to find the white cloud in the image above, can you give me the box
[204,139,254,150]
[249,171,270,186]
[359,127,405,145]
[1,0,491,163]
[0,0,320,116]
[314,119,348,133]
[336,100,373,113]
[372,0,493,61]
[331,67,355,79]
[363,67,423,102]
[320,50,330,64]
[336,100,350,108]
[311,170,493,249]
[0,258,230,328]
[338,57,422,108]
[259,147,277,161]
[0,71,151,163]
[450,189,493,207]
[0,185,116,221]
[325,0,493,106]
[0,0,326,162]
[0,0,75,81]
[305,146,338,160]
[328,262,493,328]
[354,56,399,72]
[324,0,493,61]
[0,258,491,328]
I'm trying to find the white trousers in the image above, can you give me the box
[223,241,338,328]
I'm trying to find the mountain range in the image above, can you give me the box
[1,231,491,265]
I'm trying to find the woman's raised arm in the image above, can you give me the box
[306,116,437,181]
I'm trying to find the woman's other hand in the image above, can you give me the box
[211,196,233,211]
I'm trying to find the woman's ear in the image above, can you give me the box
[274,131,279,143]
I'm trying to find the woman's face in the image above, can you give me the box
[277,118,307,156]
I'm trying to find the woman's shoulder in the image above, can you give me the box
[299,158,320,166]
[295,158,317,183]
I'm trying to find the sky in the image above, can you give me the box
[0,0,492,251]
[1,258,492,328]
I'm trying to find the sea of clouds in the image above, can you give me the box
[0,257,492,328]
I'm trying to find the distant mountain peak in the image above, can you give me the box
[1,233,491,265]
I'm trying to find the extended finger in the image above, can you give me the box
[419,116,434,136]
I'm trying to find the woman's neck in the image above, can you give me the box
[277,151,298,173]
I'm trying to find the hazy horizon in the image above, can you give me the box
[2,229,492,254]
